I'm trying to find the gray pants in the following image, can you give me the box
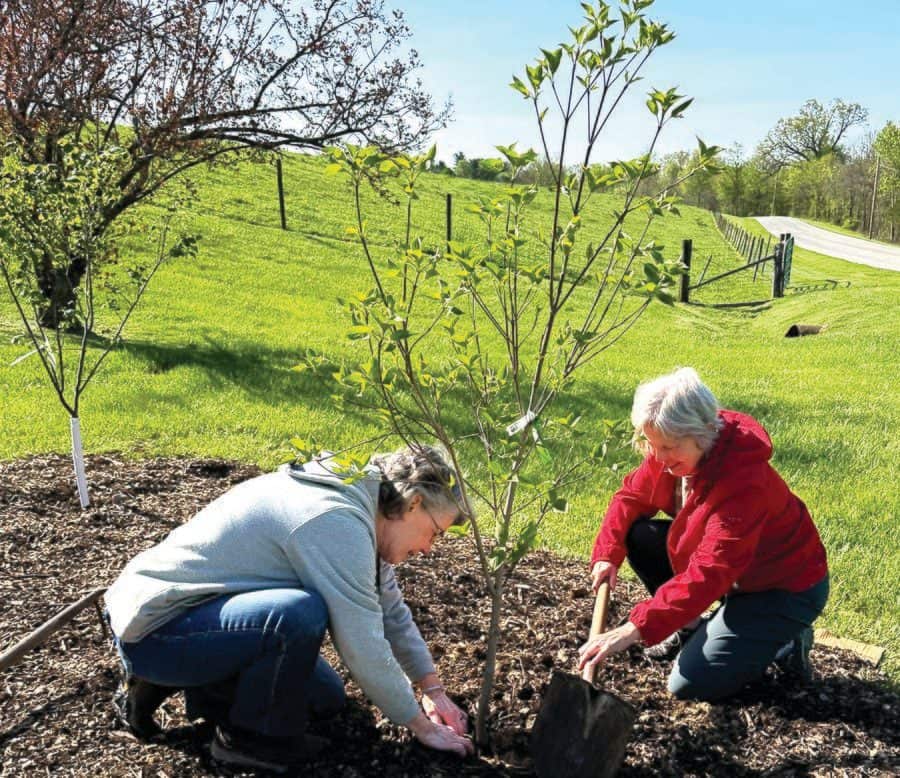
[625,516,829,701]
[667,576,829,701]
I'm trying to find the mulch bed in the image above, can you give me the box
[1,454,897,777]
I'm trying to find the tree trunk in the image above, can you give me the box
[475,570,505,747]
[891,190,896,243]
[37,253,88,329]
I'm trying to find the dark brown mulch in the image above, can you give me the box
[1,454,897,778]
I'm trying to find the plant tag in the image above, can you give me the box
[506,410,537,436]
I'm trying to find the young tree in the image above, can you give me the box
[309,0,719,746]
[0,0,447,327]
[0,139,197,507]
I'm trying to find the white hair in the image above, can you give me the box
[631,367,723,453]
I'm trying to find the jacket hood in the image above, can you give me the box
[696,410,772,480]
[282,454,381,517]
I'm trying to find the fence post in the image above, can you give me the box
[679,239,693,303]
[772,237,784,298]
[446,193,452,252]
[275,156,287,230]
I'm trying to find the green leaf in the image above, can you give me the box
[548,490,569,513]
[535,444,553,465]
[509,521,540,565]
[347,324,371,340]
[510,75,531,98]
[671,97,694,118]
[541,47,563,75]
[447,522,469,537]
[526,63,544,90]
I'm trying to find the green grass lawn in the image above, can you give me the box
[2,153,898,681]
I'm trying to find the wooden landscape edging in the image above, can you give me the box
[0,587,107,673]
[814,629,885,667]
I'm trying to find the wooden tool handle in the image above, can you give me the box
[0,587,106,673]
[582,582,610,683]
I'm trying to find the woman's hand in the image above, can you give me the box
[407,711,474,757]
[577,621,641,674]
[422,687,469,736]
[590,560,618,592]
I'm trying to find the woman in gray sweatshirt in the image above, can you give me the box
[105,444,473,773]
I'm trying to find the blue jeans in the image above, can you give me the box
[116,588,346,737]
[668,575,829,701]
[626,516,830,701]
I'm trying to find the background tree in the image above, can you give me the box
[714,144,749,214]
[874,122,900,240]
[517,154,566,187]
[452,152,510,181]
[784,153,840,220]
[0,0,447,327]
[758,98,868,167]
[314,0,718,747]
[680,148,719,210]
[837,139,876,230]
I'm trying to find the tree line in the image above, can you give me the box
[445,99,900,244]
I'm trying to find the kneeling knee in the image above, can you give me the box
[667,670,730,703]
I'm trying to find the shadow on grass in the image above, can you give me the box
[121,334,369,413]
[121,333,636,457]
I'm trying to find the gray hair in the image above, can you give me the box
[631,367,723,454]
[370,444,470,523]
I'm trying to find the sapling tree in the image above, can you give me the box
[0,139,197,508]
[308,0,719,746]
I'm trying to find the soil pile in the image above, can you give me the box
[1,455,897,776]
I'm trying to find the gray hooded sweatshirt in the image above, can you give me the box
[104,459,434,725]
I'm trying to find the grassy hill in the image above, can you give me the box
[2,151,898,680]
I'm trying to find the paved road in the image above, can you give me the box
[756,216,900,272]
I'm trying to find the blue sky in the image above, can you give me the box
[401,0,899,164]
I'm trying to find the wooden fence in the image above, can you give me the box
[713,212,773,264]
[678,231,792,305]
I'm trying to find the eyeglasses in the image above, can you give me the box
[422,504,445,539]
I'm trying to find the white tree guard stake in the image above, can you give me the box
[70,416,90,508]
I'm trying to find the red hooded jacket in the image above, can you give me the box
[590,410,828,646]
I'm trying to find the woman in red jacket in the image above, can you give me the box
[577,367,829,701]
